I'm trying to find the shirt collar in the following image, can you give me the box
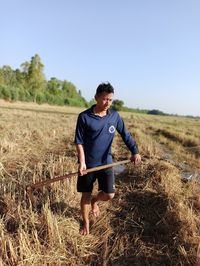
[90,105,111,115]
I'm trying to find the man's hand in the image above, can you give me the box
[78,162,87,176]
[131,153,141,165]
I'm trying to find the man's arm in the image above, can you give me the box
[76,144,87,175]
[116,114,141,164]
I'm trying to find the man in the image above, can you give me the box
[74,82,141,235]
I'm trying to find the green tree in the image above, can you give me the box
[0,65,17,87]
[62,80,77,98]
[0,68,4,85]
[27,54,46,101]
[47,78,62,95]
[20,61,30,74]
[14,68,26,89]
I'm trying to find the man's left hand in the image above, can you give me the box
[131,153,141,165]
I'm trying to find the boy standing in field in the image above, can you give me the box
[74,82,141,235]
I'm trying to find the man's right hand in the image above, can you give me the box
[78,162,87,176]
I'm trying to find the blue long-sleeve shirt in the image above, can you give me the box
[74,105,139,167]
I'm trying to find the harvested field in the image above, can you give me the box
[0,101,200,265]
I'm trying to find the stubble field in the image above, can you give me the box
[0,100,200,265]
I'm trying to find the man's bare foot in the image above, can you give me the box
[91,197,100,217]
[79,221,89,235]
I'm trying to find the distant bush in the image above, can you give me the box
[147,109,167,116]
[9,86,19,100]
[122,106,148,114]
[0,85,11,100]
[36,92,48,104]
[65,97,87,107]
[112,99,124,111]
[18,88,30,101]
[43,91,65,105]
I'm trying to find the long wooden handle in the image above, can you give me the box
[28,159,131,190]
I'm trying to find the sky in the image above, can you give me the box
[1,0,200,116]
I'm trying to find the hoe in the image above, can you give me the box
[26,159,131,205]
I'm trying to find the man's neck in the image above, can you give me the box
[93,105,108,117]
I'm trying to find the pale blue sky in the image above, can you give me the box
[1,0,200,116]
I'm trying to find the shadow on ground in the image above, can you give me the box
[98,172,199,266]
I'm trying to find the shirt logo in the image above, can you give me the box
[109,125,115,133]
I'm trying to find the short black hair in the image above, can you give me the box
[96,82,114,95]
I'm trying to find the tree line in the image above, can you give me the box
[0,54,137,111]
[0,54,172,115]
[0,54,87,107]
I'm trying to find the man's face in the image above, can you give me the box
[95,92,113,111]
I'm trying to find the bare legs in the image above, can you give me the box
[80,191,115,235]
[80,192,91,235]
[91,191,114,217]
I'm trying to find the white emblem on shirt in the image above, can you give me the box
[109,125,115,133]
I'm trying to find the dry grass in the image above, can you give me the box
[0,101,200,265]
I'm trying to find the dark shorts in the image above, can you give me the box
[77,168,115,193]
